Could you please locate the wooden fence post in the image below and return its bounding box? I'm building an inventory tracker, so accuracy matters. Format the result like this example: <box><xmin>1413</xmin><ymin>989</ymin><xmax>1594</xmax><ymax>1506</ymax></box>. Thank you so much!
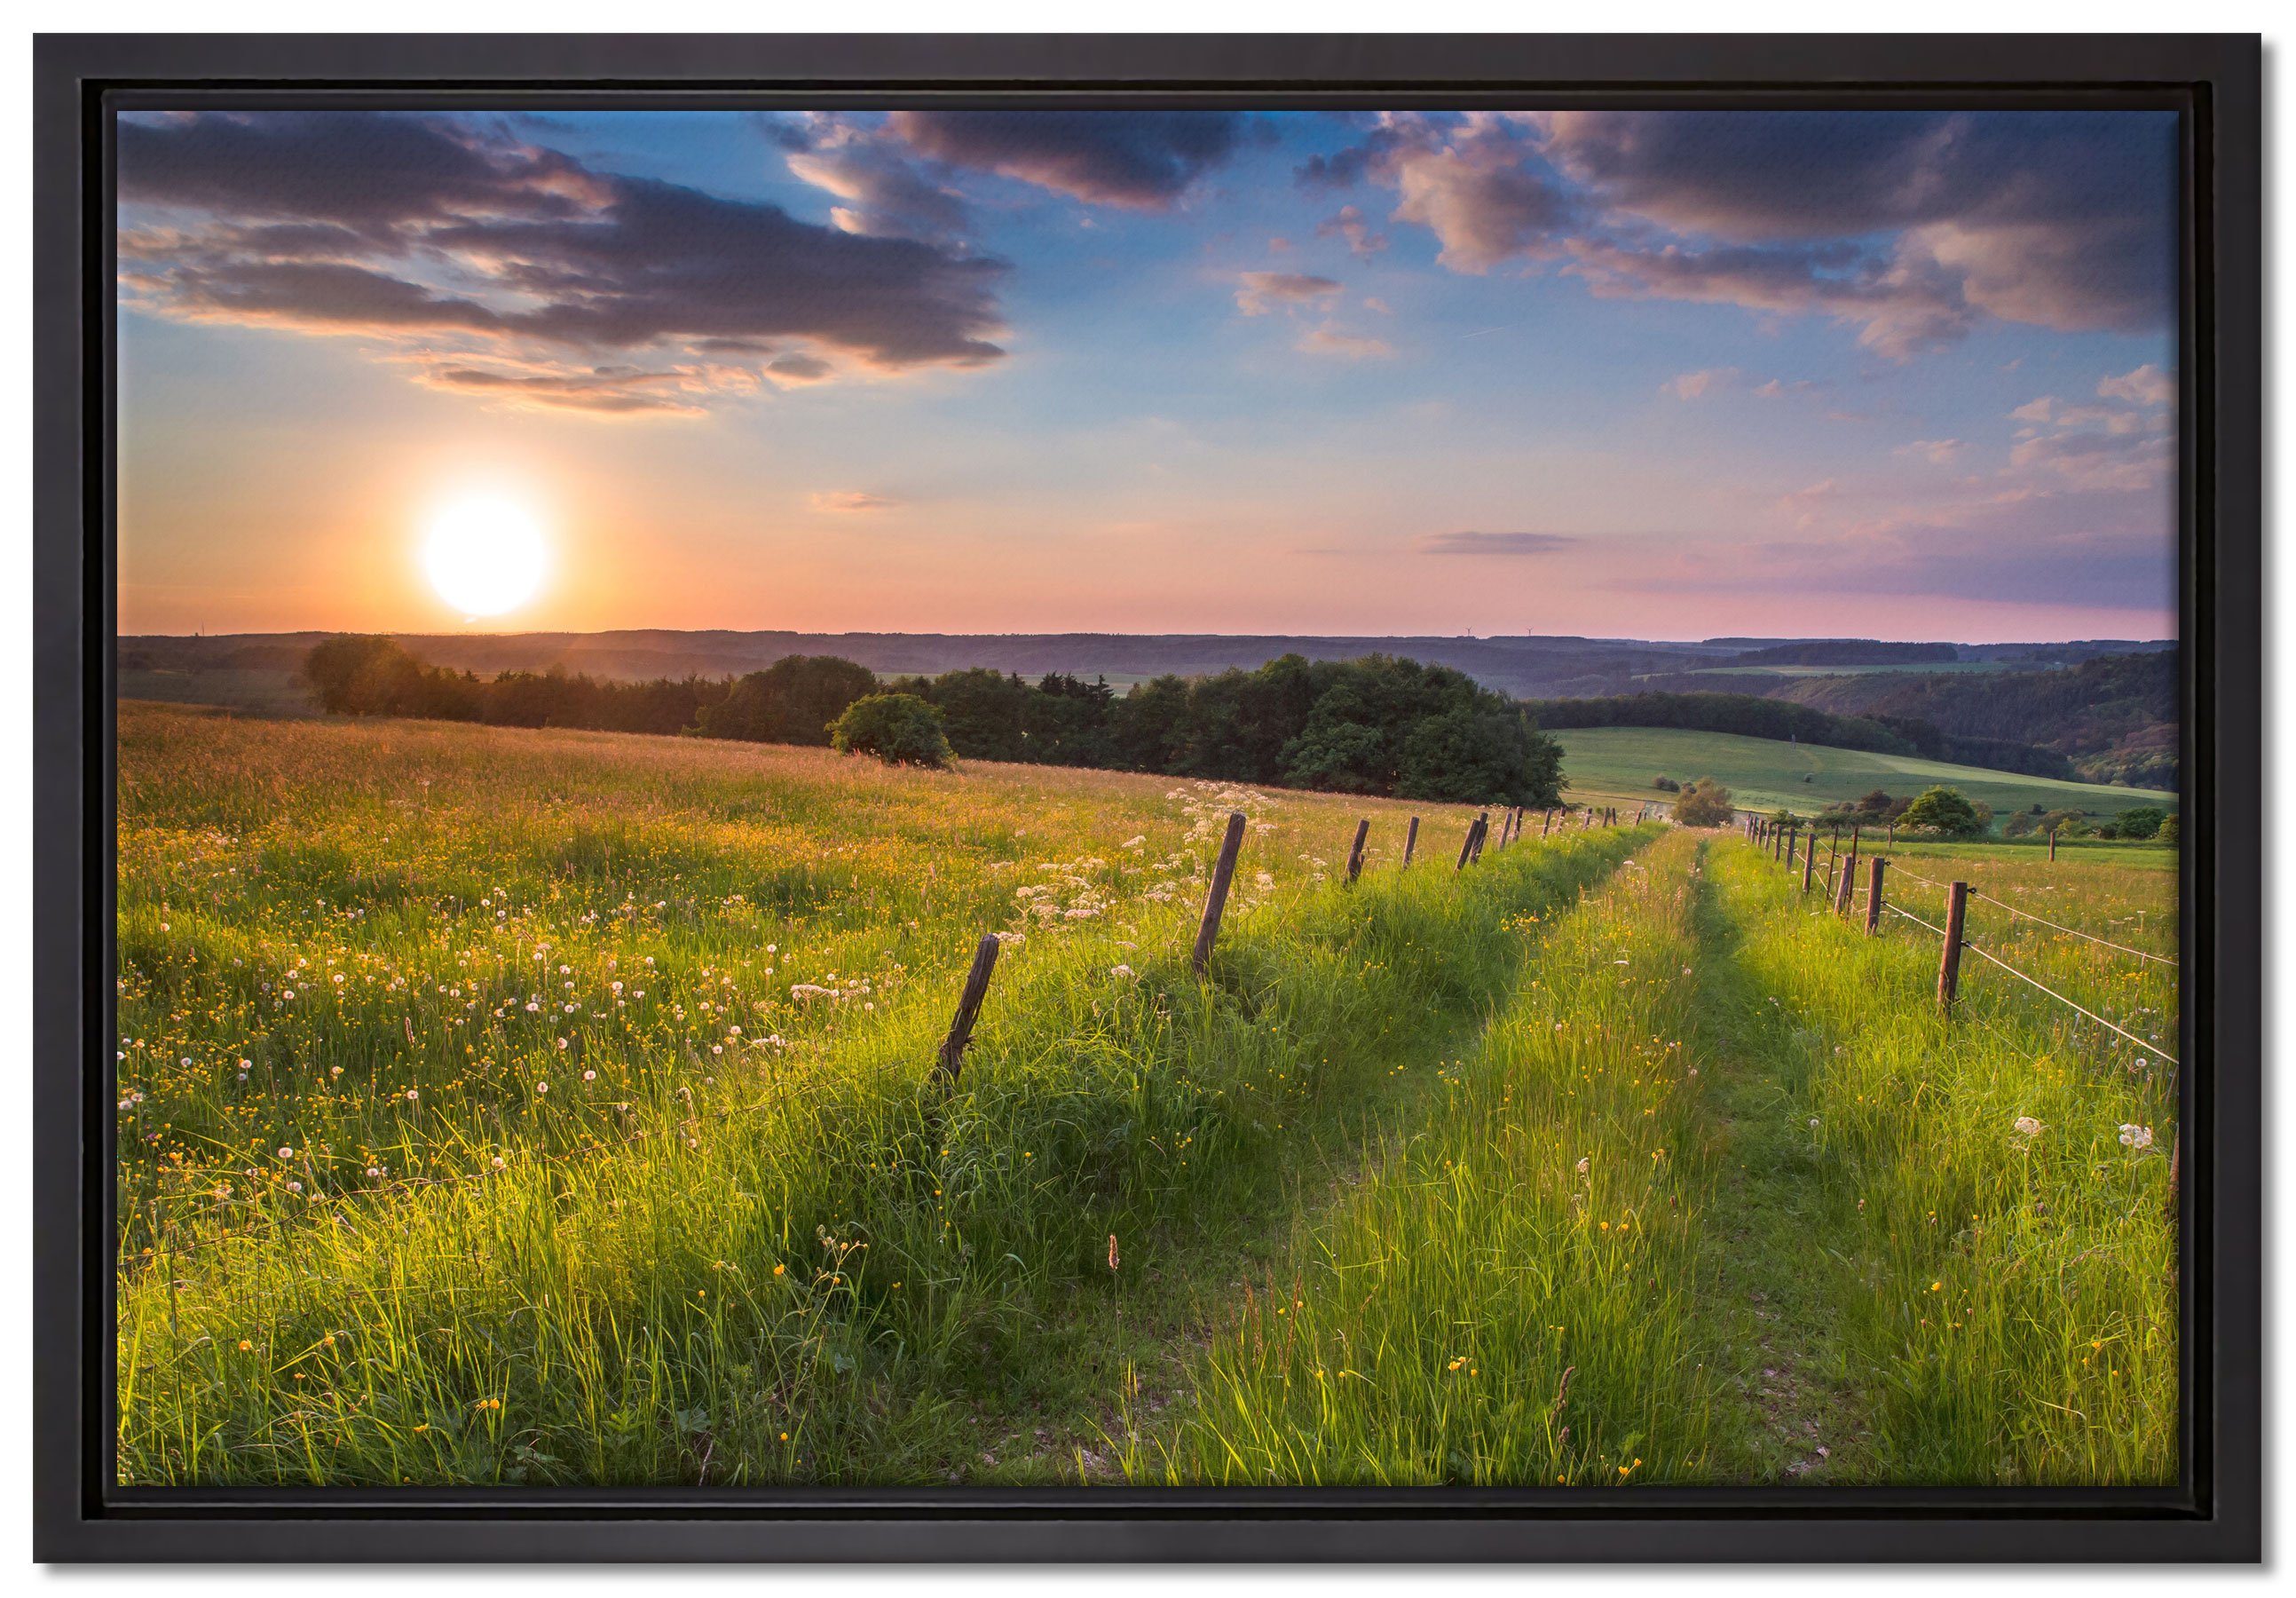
<box><xmin>1455</xmin><ymin>817</ymin><xmax>1479</xmax><ymax>871</ymax></box>
<box><xmin>1864</xmin><ymin>855</ymin><xmax>1886</xmax><ymax>935</ymax></box>
<box><xmin>1887</xmin><ymin>819</ymin><xmax>1897</xmax><ymax>846</ymax></box>
<box><xmin>1472</xmin><ymin>811</ymin><xmax>1491</xmax><ymax>861</ymax></box>
<box><xmin>935</xmin><ymin>933</ymin><xmax>1002</xmax><ymax>1082</ymax></box>
<box><xmin>1542</xmin><ymin>809</ymin><xmax>1553</xmax><ymax>837</ymax></box>
<box><xmin>1937</xmin><ymin>881</ymin><xmax>1969</xmax><ymax>1009</ymax></box>
<box><xmin>1834</xmin><ymin>850</ymin><xmax>1858</xmax><ymax>915</ymax></box>
<box><xmin>2047</xmin><ymin>827</ymin><xmax>2057</xmax><ymax>862</ymax></box>
<box><xmin>1345</xmin><ymin>818</ymin><xmax>1370</xmax><ymax>883</ymax></box>
<box><xmin>1802</xmin><ymin>835</ymin><xmax>1817</xmax><ymax>894</ymax></box>
<box><xmin>1402</xmin><ymin>815</ymin><xmax>1419</xmax><ymax>867</ymax></box>
<box><xmin>1192</xmin><ymin>811</ymin><xmax>1247</xmax><ymax>975</ymax></box>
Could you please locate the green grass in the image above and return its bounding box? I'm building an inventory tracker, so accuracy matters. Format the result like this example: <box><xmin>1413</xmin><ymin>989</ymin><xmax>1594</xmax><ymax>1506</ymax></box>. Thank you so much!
<box><xmin>114</xmin><ymin>704</ymin><xmax>2179</xmax><ymax>1490</ymax></box>
<box><xmin>1555</xmin><ymin>726</ymin><xmax>2176</xmax><ymax>825</ymax></box>
<box><xmin>1125</xmin><ymin>829</ymin><xmax>2177</xmax><ymax>1486</ymax></box>
<box><xmin>114</xmin><ymin>702</ymin><xmax>1644</xmax><ymax>1486</ymax></box>
<box><xmin>1130</xmin><ymin>830</ymin><xmax>1716</xmax><ymax>1485</ymax></box>
<box><xmin>1696</xmin><ymin>841</ymin><xmax>2175</xmax><ymax>1481</ymax></box>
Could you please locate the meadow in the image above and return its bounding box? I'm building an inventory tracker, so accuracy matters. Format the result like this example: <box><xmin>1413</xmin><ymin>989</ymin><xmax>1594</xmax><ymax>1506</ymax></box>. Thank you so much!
<box><xmin>114</xmin><ymin>703</ymin><xmax>2178</xmax><ymax>1488</ymax></box>
<box><xmin>114</xmin><ymin>701</ymin><xmax>1634</xmax><ymax>1485</ymax></box>
<box><xmin>1552</xmin><ymin>725</ymin><xmax>2178</xmax><ymax>823</ymax></box>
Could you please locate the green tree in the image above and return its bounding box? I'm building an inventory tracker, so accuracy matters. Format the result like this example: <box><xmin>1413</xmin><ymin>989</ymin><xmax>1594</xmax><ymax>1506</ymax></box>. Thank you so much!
<box><xmin>1898</xmin><ymin>785</ymin><xmax>1990</xmax><ymax>839</ymax></box>
<box><xmin>2115</xmin><ymin>806</ymin><xmax>2167</xmax><ymax>841</ymax></box>
<box><xmin>303</xmin><ymin>636</ymin><xmax>423</xmax><ymax>715</ymax></box>
<box><xmin>1672</xmin><ymin>778</ymin><xmax>1734</xmax><ymax>827</ymax></box>
<box><xmin>692</xmin><ymin>655</ymin><xmax>878</xmax><ymax>746</ymax></box>
<box><xmin>829</xmin><ymin>692</ymin><xmax>953</xmax><ymax>767</ymax></box>
<box><xmin>2158</xmin><ymin>814</ymin><xmax>2181</xmax><ymax>845</ymax></box>
<box><xmin>1652</xmin><ymin>775</ymin><xmax>1679</xmax><ymax>792</ymax></box>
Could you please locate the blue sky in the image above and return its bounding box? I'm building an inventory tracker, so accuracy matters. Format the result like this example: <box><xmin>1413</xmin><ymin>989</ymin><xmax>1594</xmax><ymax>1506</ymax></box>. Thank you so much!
<box><xmin>114</xmin><ymin>107</ymin><xmax>2180</xmax><ymax>640</ymax></box>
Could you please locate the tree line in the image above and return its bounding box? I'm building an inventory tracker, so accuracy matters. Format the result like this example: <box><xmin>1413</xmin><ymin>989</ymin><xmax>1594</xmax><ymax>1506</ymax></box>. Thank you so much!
<box><xmin>303</xmin><ymin>637</ymin><xmax>1566</xmax><ymax>805</ymax></box>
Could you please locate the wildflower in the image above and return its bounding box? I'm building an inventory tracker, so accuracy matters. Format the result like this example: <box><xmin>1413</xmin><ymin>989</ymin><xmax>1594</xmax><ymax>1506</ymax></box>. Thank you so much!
<box><xmin>2013</xmin><ymin>1116</ymin><xmax>2043</xmax><ymax>1138</ymax></box>
<box><xmin>237</xmin><ymin>1340</ymin><xmax>252</xmax><ymax>1352</ymax></box>
<box><xmin>2118</xmin><ymin>1124</ymin><xmax>2155</xmax><ymax>1150</ymax></box>
<box><xmin>1574</xmin><ymin>1157</ymin><xmax>1590</xmax><ymax>1175</ymax></box>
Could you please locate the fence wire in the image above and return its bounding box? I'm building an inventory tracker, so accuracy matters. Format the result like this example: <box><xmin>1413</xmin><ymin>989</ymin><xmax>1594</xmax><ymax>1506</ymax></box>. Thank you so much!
<box><xmin>1749</xmin><ymin>835</ymin><xmax>2178</xmax><ymax>1069</ymax></box>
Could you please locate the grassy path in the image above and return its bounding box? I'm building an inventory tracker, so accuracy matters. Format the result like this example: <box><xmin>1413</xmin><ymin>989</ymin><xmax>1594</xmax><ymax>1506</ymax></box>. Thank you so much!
<box><xmin>1690</xmin><ymin>839</ymin><xmax>2175</xmax><ymax>1484</ymax></box>
<box><xmin>1677</xmin><ymin>845</ymin><xmax>1872</xmax><ymax>1481</ymax></box>
<box><xmin>1129</xmin><ymin>829</ymin><xmax>1713</xmax><ymax>1484</ymax></box>
<box><xmin>1131</xmin><ymin>830</ymin><xmax>2175</xmax><ymax>1487</ymax></box>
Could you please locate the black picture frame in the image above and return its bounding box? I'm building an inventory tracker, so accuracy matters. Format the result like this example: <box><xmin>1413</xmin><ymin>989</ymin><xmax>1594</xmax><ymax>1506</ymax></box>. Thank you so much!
<box><xmin>34</xmin><ymin>32</ymin><xmax>2262</xmax><ymax>1563</ymax></box>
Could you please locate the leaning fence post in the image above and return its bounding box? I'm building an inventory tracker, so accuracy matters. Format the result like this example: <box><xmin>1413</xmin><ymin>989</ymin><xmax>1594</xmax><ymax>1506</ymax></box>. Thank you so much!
<box><xmin>1345</xmin><ymin>818</ymin><xmax>1370</xmax><ymax>883</ymax></box>
<box><xmin>1834</xmin><ymin>850</ymin><xmax>1858</xmax><ymax>915</ymax></box>
<box><xmin>1456</xmin><ymin>817</ymin><xmax>1478</xmax><ymax>871</ymax></box>
<box><xmin>1865</xmin><ymin>855</ymin><xmax>1886</xmax><ymax>935</ymax></box>
<box><xmin>1542</xmin><ymin>809</ymin><xmax>1553</xmax><ymax>837</ymax></box>
<box><xmin>1471</xmin><ymin>811</ymin><xmax>1491</xmax><ymax>862</ymax></box>
<box><xmin>1937</xmin><ymin>882</ymin><xmax>1969</xmax><ymax>1009</ymax></box>
<box><xmin>935</xmin><ymin>933</ymin><xmax>1002</xmax><ymax>1082</ymax></box>
<box><xmin>1402</xmin><ymin>815</ymin><xmax>1419</xmax><ymax>867</ymax></box>
<box><xmin>1191</xmin><ymin>811</ymin><xmax>1247</xmax><ymax>976</ymax></box>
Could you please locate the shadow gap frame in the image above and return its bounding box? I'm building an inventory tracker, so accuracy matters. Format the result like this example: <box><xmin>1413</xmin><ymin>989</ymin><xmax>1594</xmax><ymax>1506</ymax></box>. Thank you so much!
<box><xmin>34</xmin><ymin>30</ymin><xmax>2262</xmax><ymax>1564</ymax></box>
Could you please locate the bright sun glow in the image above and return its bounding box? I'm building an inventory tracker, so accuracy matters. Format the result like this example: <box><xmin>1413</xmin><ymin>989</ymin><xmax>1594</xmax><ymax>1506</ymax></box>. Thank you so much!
<box><xmin>422</xmin><ymin>495</ymin><xmax>549</xmax><ymax>619</ymax></box>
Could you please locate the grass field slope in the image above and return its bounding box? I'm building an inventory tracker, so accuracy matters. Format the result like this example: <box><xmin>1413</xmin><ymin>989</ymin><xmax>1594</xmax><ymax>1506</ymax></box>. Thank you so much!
<box><xmin>113</xmin><ymin>704</ymin><xmax>2177</xmax><ymax>1489</ymax></box>
<box><xmin>113</xmin><ymin>702</ymin><xmax>1637</xmax><ymax>1486</ymax></box>
<box><xmin>1553</xmin><ymin>726</ymin><xmax>2176</xmax><ymax>824</ymax></box>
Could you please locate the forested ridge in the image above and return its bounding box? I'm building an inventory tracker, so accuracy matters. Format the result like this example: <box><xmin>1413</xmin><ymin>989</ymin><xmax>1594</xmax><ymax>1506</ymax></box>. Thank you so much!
<box><xmin>298</xmin><ymin>636</ymin><xmax>1566</xmax><ymax>805</ymax></box>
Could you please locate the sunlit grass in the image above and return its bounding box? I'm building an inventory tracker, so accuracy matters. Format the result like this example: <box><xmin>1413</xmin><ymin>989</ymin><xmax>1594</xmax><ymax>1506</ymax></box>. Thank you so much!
<box><xmin>114</xmin><ymin>702</ymin><xmax>1642</xmax><ymax>1485</ymax></box>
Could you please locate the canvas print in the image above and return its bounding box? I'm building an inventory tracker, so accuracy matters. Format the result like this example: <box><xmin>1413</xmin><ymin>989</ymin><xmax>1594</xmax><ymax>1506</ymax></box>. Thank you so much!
<box><xmin>112</xmin><ymin>106</ymin><xmax>2181</xmax><ymax>1490</ymax></box>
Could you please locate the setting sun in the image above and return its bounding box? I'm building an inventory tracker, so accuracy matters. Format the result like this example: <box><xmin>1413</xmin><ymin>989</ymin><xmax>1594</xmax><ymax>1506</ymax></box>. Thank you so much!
<box><xmin>422</xmin><ymin>495</ymin><xmax>548</xmax><ymax>619</ymax></box>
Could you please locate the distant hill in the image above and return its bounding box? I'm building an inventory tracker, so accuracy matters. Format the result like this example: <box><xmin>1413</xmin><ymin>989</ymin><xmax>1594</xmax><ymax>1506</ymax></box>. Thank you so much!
<box><xmin>1728</xmin><ymin>639</ymin><xmax>1960</xmax><ymax>668</ymax></box>
<box><xmin>117</xmin><ymin>629</ymin><xmax>1747</xmax><ymax>703</ymax></box>
<box><xmin>1756</xmin><ymin>653</ymin><xmax>2176</xmax><ymax>789</ymax></box>
<box><xmin>1553</xmin><ymin>726</ymin><xmax>2174</xmax><ymax>827</ymax></box>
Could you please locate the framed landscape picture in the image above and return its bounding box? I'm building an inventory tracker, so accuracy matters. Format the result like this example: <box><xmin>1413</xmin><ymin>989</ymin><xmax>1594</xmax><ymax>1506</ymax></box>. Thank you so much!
<box><xmin>33</xmin><ymin>32</ymin><xmax>2260</xmax><ymax>1562</ymax></box>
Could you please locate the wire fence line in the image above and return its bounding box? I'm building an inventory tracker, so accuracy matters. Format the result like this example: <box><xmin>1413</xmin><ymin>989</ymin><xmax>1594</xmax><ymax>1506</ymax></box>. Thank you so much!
<box><xmin>1965</xmin><ymin>891</ymin><xmax>2175</xmax><ymax>966</ymax></box>
<box><xmin>1959</xmin><ymin>938</ymin><xmax>2179</xmax><ymax>1066</ymax></box>
<box><xmin>1743</xmin><ymin>827</ymin><xmax>2177</xmax><ymax>1070</ymax></box>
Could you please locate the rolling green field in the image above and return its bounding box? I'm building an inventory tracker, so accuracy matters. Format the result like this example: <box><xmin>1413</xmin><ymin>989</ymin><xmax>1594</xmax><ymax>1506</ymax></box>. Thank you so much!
<box><xmin>114</xmin><ymin>704</ymin><xmax>2178</xmax><ymax>1488</ymax></box>
<box><xmin>1555</xmin><ymin>726</ymin><xmax>2176</xmax><ymax>824</ymax></box>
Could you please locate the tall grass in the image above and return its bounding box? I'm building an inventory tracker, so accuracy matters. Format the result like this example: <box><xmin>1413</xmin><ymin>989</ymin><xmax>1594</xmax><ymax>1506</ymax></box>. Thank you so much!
<box><xmin>114</xmin><ymin>704</ymin><xmax>1646</xmax><ymax>1485</ymax></box>
<box><xmin>1132</xmin><ymin>830</ymin><xmax>1716</xmax><ymax>1485</ymax></box>
<box><xmin>1704</xmin><ymin>840</ymin><xmax>2176</xmax><ymax>1483</ymax></box>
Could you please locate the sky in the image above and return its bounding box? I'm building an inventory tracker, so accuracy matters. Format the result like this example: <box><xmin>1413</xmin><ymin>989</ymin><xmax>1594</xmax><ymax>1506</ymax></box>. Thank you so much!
<box><xmin>114</xmin><ymin>107</ymin><xmax>2181</xmax><ymax>642</ymax></box>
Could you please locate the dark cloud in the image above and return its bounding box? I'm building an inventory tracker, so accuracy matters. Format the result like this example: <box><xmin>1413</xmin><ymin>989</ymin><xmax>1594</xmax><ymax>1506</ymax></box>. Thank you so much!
<box><xmin>1415</xmin><ymin>531</ymin><xmax>1577</xmax><ymax>556</ymax></box>
<box><xmin>766</xmin><ymin>352</ymin><xmax>834</xmax><ymax>384</ymax></box>
<box><xmin>423</xmin><ymin>175</ymin><xmax>1007</xmax><ymax>367</ymax></box>
<box><xmin>1543</xmin><ymin>109</ymin><xmax>2178</xmax><ymax>338</ymax></box>
<box><xmin>1297</xmin><ymin>108</ymin><xmax>2174</xmax><ymax>352</ymax></box>
<box><xmin>116</xmin><ymin>111</ymin><xmax>601</xmax><ymax>242</ymax></box>
<box><xmin>886</xmin><ymin>110</ymin><xmax>1244</xmax><ymax>209</ymax></box>
<box><xmin>115</xmin><ymin>111</ymin><xmax>1010</xmax><ymax>414</ymax></box>
<box><xmin>780</xmin><ymin>119</ymin><xmax>972</xmax><ymax>245</ymax></box>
